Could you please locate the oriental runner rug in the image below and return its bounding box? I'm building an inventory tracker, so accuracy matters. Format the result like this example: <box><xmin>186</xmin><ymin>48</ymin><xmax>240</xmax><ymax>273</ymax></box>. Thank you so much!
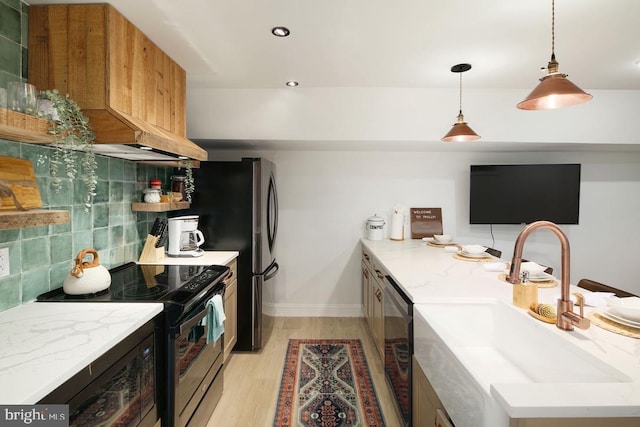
<box><xmin>273</xmin><ymin>339</ymin><xmax>386</xmax><ymax>427</ymax></box>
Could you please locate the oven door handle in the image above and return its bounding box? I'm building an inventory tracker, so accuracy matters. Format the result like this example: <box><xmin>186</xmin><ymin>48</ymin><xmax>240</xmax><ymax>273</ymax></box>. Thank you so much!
<box><xmin>179</xmin><ymin>306</ymin><xmax>209</xmax><ymax>336</ymax></box>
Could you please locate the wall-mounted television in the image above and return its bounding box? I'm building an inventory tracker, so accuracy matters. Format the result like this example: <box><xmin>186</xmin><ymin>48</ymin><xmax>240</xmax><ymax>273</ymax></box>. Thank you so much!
<box><xmin>469</xmin><ymin>164</ymin><xmax>581</xmax><ymax>225</ymax></box>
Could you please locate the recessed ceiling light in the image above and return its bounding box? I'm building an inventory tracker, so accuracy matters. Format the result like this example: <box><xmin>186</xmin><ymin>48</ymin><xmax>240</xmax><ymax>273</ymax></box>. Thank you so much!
<box><xmin>271</xmin><ymin>27</ymin><xmax>290</xmax><ymax>37</ymax></box>
<box><xmin>286</xmin><ymin>81</ymin><xmax>299</xmax><ymax>87</ymax></box>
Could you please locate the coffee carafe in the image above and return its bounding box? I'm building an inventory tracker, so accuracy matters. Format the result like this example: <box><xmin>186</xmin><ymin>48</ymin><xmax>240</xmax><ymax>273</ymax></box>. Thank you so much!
<box><xmin>167</xmin><ymin>215</ymin><xmax>205</xmax><ymax>257</ymax></box>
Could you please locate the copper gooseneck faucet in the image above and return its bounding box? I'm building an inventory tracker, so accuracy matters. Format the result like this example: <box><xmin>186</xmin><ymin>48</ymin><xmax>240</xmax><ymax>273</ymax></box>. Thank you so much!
<box><xmin>507</xmin><ymin>220</ymin><xmax>590</xmax><ymax>331</ymax></box>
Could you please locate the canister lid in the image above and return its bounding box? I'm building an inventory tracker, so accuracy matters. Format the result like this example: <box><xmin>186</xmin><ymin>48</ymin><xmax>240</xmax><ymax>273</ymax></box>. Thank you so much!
<box><xmin>367</xmin><ymin>214</ymin><xmax>384</xmax><ymax>224</ymax></box>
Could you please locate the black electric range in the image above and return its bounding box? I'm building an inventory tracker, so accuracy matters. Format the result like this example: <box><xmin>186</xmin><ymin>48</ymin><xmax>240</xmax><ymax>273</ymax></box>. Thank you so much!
<box><xmin>37</xmin><ymin>262</ymin><xmax>230</xmax><ymax>325</ymax></box>
<box><xmin>37</xmin><ymin>262</ymin><xmax>231</xmax><ymax>427</ymax></box>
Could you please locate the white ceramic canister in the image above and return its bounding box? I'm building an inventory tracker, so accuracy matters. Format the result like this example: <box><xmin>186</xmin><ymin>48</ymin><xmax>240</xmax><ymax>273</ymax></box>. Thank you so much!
<box><xmin>366</xmin><ymin>214</ymin><xmax>385</xmax><ymax>241</ymax></box>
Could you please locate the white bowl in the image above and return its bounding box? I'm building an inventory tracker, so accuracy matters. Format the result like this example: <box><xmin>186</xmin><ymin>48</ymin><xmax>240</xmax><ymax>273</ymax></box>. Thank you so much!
<box><xmin>520</xmin><ymin>261</ymin><xmax>546</xmax><ymax>276</ymax></box>
<box><xmin>461</xmin><ymin>244</ymin><xmax>486</xmax><ymax>255</ymax></box>
<box><xmin>433</xmin><ymin>234</ymin><xmax>452</xmax><ymax>243</ymax></box>
<box><xmin>607</xmin><ymin>296</ymin><xmax>640</xmax><ymax>321</ymax></box>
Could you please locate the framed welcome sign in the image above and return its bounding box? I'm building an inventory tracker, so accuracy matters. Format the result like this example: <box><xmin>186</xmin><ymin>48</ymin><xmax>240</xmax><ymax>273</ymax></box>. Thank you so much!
<box><xmin>410</xmin><ymin>207</ymin><xmax>443</xmax><ymax>239</ymax></box>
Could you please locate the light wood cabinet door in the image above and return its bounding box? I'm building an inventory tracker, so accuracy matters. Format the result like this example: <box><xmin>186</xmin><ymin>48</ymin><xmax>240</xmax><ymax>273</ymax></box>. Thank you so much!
<box><xmin>370</xmin><ymin>272</ymin><xmax>385</xmax><ymax>362</ymax></box>
<box><xmin>361</xmin><ymin>261</ymin><xmax>371</xmax><ymax>322</ymax></box>
<box><xmin>413</xmin><ymin>356</ymin><xmax>447</xmax><ymax>427</ymax></box>
<box><xmin>362</xmin><ymin>248</ymin><xmax>385</xmax><ymax>365</ymax></box>
<box><xmin>223</xmin><ymin>259</ymin><xmax>238</xmax><ymax>362</ymax></box>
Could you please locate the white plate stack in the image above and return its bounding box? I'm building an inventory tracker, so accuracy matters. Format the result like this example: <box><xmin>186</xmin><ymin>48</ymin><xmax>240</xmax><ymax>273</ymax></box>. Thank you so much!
<box><xmin>600</xmin><ymin>296</ymin><xmax>640</xmax><ymax>329</ymax></box>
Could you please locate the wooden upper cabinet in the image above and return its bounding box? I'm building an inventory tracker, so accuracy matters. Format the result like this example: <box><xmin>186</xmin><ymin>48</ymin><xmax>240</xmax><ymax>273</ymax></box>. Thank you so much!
<box><xmin>28</xmin><ymin>4</ymin><xmax>206</xmax><ymax>160</ymax></box>
<box><xmin>106</xmin><ymin>8</ymin><xmax>186</xmax><ymax>136</ymax></box>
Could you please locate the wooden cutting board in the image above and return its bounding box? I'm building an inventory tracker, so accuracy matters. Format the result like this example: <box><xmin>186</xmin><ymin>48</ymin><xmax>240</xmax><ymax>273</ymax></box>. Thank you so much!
<box><xmin>0</xmin><ymin>156</ymin><xmax>43</xmax><ymax>210</ymax></box>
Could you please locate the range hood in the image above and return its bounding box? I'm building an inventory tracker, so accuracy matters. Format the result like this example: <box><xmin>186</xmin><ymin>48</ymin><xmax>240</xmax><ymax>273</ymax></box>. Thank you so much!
<box><xmin>83</xmin><ymin>107</ymin><xmax>208</xmax><ymax>161</ymax></box>
<box><xmin>28</xmin><ymin>4</ymin><xmax>208</xmax><ymax>162</ymax></box>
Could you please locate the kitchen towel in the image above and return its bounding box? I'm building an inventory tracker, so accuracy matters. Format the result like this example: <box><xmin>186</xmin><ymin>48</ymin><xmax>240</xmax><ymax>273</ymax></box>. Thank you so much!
<box><xmin>205</xmin><ymin>294</ymin><xmax>226</xmax><ymax>343</ymax></box>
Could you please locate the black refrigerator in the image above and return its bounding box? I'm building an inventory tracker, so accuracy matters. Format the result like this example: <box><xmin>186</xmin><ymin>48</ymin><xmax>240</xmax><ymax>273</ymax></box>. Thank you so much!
<box><xmin>187</xmin><ymin>158</ymin><xmax>279</xmax><ymax>351</ymax></box>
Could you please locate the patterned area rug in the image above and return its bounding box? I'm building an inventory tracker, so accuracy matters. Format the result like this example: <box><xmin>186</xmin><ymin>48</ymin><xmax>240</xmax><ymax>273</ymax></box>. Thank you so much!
<box><xmin>273</xmin><ymin>339</ymin><xmax>386</xmax><ymax>427</ymax></box>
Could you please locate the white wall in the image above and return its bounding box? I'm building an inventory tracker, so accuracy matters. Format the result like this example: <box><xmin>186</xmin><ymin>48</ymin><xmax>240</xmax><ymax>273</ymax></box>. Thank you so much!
<box><xmin>206</xmin><ymin>149</ymin><xmax>640</xmax><ymax>316</ymax></box>
<box><xmin>187</xmin><ymin>88</ymin><xmax>640</xmax><ymax>146</ymax></box>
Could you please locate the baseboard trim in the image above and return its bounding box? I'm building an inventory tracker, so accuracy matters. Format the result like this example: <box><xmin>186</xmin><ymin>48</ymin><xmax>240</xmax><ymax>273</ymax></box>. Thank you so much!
<box><xmin>263</xmin><ymin>302</ymin><xmax>363</xmax><ymax>317</ymax></box>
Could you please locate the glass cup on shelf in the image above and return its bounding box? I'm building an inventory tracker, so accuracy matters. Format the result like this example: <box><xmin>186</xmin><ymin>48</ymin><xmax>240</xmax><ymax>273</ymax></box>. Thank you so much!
<box><xmin>7</xmin><ymin>81</ymin><xmax>37</xmax><ymax>114</ymax></box>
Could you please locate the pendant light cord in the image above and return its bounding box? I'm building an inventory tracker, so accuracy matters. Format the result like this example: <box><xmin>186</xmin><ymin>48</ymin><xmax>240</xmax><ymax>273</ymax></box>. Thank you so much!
<box><xmin>551</xmin><ymin>0</ymin><xmax>555</xmax><ymax>59</ymax></box>
<box><xmin>458</xmin><ymin>72</ymin><xmax>463</xmax><ymax>114</ymax></box>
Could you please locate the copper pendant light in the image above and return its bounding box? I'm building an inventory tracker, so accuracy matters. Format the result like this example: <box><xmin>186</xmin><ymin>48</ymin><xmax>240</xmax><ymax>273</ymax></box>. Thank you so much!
<box><xmin>517</xmin><ymin>0</ymin><xmax>592</xmax><ymax>110</ymax></box>
<box><xmin>442</xmin><ymin>63</ymin><xmax>480</xmax><ymax>142</ymax></box>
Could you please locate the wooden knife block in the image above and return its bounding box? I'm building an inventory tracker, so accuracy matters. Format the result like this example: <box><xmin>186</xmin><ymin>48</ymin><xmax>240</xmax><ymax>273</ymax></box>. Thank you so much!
<box><xmin>138</xmin><ymin>235</ymin><xmax>165</xmax><ymax>263</ymax></box>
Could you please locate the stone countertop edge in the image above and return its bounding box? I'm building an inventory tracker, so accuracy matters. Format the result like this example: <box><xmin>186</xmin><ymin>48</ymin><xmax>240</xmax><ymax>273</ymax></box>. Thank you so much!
<box><xmin>0</xmin><ymin>302</ymin><xmax>164</xmax><ymax>404</ymax></box>
<box><xmin>361</xmin><ymin>238</ymin><xmax>640</xmax><ymax>419</ymax></box>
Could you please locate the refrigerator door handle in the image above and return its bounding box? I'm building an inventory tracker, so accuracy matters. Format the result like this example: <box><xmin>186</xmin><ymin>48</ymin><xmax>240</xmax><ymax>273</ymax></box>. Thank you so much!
<box><xmin>255</xmin><ymin>259</ymin><xmax>279</xmax><ymax>281</ymax></box>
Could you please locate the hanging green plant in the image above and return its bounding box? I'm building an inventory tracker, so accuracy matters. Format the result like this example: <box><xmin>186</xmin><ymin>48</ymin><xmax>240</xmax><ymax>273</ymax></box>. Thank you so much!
<box><xmin>178</xmin><ymin>159</ymin><xmax>195</xmax><ymax>202</ymax></box>
<box><xmin>44</xmin><ymin>89</ymin><xmax>98</xmax><ymax>210</ymax></box>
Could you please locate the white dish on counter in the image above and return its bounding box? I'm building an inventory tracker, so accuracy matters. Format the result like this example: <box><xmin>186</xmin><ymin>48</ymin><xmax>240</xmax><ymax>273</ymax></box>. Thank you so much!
<box><xmin>459</xmin><ymin>250</ymin><xmax>491</xmax><ymax>259</ymax></box>
<box><xmin>433</xmin><ymin>234</ymin><xmax>452</xmax><ymax>243</ymax></box>
<box><xmin>527</xmin><ymin>272</ymin><xmax>555</xmax><ymax>282</ymax></box>
<box><xmin>606</xmin><ymin>296</ymin><xmax>640</xmax><ymax>322</ymax></box>
<box><xmin>597</xmin><ymin>307</ymin><xmax>640</xmax><ymax>329</ymax></box>
<box><xmin>461</xmin><ymin>244</ymin><xmax>487</xmax><ymax>255</ymax></box>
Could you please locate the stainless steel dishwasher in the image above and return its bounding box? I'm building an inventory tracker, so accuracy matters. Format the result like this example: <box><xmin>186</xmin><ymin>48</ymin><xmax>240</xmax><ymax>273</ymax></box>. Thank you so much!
<box><xmin>383</xmin><ymin>275</ymin><xmax>413</xmax><ymax>426</ymax></box>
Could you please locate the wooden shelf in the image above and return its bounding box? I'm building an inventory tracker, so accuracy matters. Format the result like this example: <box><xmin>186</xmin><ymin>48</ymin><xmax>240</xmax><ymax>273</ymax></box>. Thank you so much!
<box><xmin>0</xmin><ymin>108</ymin><xmax>52</xmax><ymax>144</ymax></box>
<box><xmin>0</xmin><ymin>209</ymin><xmax>69</xmax><ymax>230</ymax></box>
<box><xmin>131</xmin><ymin>201</ymin><xmax>190</xmax><ymax>212</ymax></box>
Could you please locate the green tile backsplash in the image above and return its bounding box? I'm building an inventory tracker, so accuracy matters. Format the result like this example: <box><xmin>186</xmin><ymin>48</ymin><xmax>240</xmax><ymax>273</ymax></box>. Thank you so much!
<box><xmin>0</xmin><ymin>0</ymin><xmax>27</xmax><ymax>88</ymax></box>
<box><xmin>0</xmin><ymin>2</ymin><xmax>180</xmax><ymax>312</ymax></box>
<box><xmin>0</xmin><ymin>139</ymin><xmax>173</xmax><ymax>311</ymax></box>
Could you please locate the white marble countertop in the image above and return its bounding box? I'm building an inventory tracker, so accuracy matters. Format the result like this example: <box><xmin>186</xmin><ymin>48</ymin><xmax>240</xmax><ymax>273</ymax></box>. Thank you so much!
<box><xmin>0</xmin><ymin>302</ymin><xmax>163</xmax><ymax>404</ymax></box>
<box><xmin>139</xmin><ymin>250</ymin><xmax>238</xmax><ymax>266</ymax></box>
<box><xmin>361</xmin><ymin>238</ymin><xmax>640</xmax><ymax>423</ymax></box>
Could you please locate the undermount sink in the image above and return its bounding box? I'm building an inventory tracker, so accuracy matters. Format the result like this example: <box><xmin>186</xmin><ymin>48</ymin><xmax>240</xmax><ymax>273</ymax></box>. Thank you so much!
<box><xmin>414</xmin><ymin>299</ymin><xmax>631</xmax><ymax>427</ymax></box>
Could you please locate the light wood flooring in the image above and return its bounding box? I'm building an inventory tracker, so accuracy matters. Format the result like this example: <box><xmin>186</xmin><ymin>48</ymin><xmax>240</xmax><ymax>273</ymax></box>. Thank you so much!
<box><xmin>206</xmin><ymin>316</ymin><xmax>403</xmax><ymax>427</ymax></box>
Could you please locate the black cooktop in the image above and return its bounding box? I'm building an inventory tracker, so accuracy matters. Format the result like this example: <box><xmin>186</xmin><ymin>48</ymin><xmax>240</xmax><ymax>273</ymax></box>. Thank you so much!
<box><xmin>37</xmin><ymin>263</ymin><xmax>229</xmax><ymax>305</ymax></box>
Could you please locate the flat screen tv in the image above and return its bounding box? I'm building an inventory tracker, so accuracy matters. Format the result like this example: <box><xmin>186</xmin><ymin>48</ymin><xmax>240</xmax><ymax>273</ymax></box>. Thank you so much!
<box><xmin>469</xmin><ymin>164</ymin><xmax>581</xmax><ymax>225</ymax></box>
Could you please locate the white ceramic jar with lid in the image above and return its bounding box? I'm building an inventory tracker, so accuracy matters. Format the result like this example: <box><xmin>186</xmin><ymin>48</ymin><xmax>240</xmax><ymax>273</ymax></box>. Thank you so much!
<box><xmin>366</xmin><ymin>214</ymin><xmax>385</xmax><ymax>241</ymax></box>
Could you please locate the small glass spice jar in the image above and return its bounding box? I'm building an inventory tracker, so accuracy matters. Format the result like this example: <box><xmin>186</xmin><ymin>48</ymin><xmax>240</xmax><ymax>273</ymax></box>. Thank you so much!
<box><xmin>171</xmin><ymin>175</ymin><xmax>186</xmax><ymax>201</ymax></box>
<box><xmin>143</xmin><ymin>188</ymin><xmax>161</xmax><ymax>203</ymax></box>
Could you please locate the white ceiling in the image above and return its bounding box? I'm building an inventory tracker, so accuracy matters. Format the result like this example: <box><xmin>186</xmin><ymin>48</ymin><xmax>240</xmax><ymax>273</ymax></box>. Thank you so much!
<box><xmin>26</xmin><ymin>0</ymin><xmax>640</xmax><ymax>91</ymax></box>
<box><xmin>25</xmin><ymin>0</ymin><xmax>640</xmax><ymax>151</ymax></box>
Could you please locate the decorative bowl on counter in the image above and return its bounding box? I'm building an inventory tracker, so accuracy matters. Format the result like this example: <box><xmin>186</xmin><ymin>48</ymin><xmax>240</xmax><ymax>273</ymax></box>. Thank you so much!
<box><xmin>433</xmin><ymin>234</ymin><xmax>452</xmax><ymax>243</ymax></box>
<box><xmin>606</xmin><ymin>296</ymin><xmax>640</xmax><ymax>321</ymax></box>
<box><xmin>460</xmin><ymin>244</ymin><xmax>486</xmax><ymax>255</ymax></box>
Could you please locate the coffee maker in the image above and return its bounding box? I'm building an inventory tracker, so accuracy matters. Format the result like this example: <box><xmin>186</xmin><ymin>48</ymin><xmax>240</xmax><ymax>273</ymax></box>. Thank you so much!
<box><xmin>167</xmin><ymin>215</ymin><xmax>205</xmax><ymax>257</ymax></box>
